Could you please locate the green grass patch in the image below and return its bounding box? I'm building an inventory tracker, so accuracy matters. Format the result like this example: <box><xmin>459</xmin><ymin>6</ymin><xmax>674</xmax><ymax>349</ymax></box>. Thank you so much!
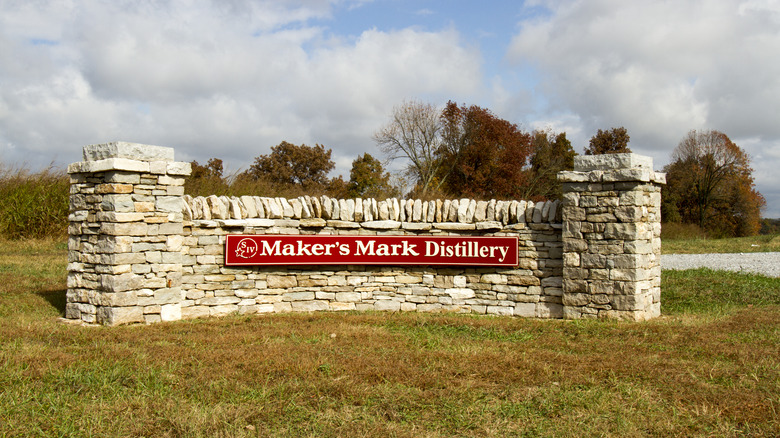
<box><xmin>662</xmin><ymin>233</ymin><xmax>780</xmax><ymax>254</ymax></box>
<box><xmin>662</xmin><ymin>269</ymin><xmax>780</xmax><ymax>315</ymax></box>
<box><xmin>1</xmin><ymin>239</ymin><xmax>779</xmax><ymax>436</ymax></box>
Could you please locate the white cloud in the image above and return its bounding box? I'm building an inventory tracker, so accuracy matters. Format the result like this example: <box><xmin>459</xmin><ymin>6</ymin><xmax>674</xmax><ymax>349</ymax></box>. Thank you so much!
<box><xmin>507</xmin><ymin>0</ymin><xmax>780</xmax><ymax>216</ymax></box>
<box><xmin>0</xmin><ymin>0</ymin><xmax>482</xmax><ymax>176</ymax></box>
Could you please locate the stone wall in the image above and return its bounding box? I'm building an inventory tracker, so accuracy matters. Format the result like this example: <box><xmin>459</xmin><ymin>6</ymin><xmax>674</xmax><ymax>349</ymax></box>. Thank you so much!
<box><xmin>66</xmin><ymin>142</ymin><xmax>664</xmax><ymax>325</ymax></box>
<box><xmin>179</xmin><ymin>204</ymin><xmax>563</xmax><ymax>320</ymax></box>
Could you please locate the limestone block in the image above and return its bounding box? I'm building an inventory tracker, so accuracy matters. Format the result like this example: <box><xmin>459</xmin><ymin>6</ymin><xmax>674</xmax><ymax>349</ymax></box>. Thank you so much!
<box><xmin>475</xmin><ymin>201</ymin><xmax>488</xmax><ymax>222</ymax></box>
<box><xmin>500</xmin><ymin>201</ymin><xmax>510</xmax><ymax>225</ymax></box>
<box><xmin>457</xmin><ymin>198</ymin><xmax>469</xmax><ymax>222</ymax></box>
<box><xmin>574</xmin><ymin>153</ymin><xmax>653</xmax><ymax>172</ymax></box>
<box><xmin>402</xmin><ymin>222</ymin><xmax>432</xmax><ymax>231</ymax></box>
<box><xmin>375</xmin><ymin>300</ymin><xmax>401</xmax><ymax>311</ymax></box>
<box><xmin>331</xmin><ymin>198</ymin><xmax>341</xmax><ymax>220</ymax></box>
<box><xmin>532</xmin><ymin>202</ymin><xmax>544</xmax><ymax>223</ymax></box>
<box><xmin>83</xmin><ymin>142</ymin><xmax>175</xmax><ymax>162</ymax></box>
<box><xmin>508</xmin><ymin>201</ymin><xmax>519</xmax><ymax>223</ymax></box>
<box><xmin>198</xmin><ymin>296</ymin><xmax>241</xmax><ymax>306</ymax></box>
<box><xmin>100</xmin><ymin>273</ymin><xmax>144</xmax><ymax>292</ymax></box>
<box><xmin>100</xmin><ymin>291</ymin><xmax>139</xmax><ymax>307</ymax></box>
<box><xmin>300</xmin><ymin>197</ymin><xmax>312</xmax><ymax>219</ymax></box>
<box><xmin>346</xmin><ymin>198</ymin><xmax>355</xmax><ymax>221</ymax></box>
<box><xmin>517</xmin><ymin>200</ymin><xmax>527</xmax><ymax>223</ymax></box>
<box><xmin>354</xmin><ymin>198</ymin><xmax>364</xmax><ymax>221</ymax></box>
<box><xmin>361</xmin><ymin>220</ymin><xmax>401</xmax><ymax>230</ymax></box>
<box><xmin>321</xmin><ymin>196</ymin><xmax>332</xmax><ymax>219</ymax></box>
<box><xmin>311</xmin><ymin>196</ymin><xmax>321</xmax><ymax>218</ymax></box>
<box><xmin>281</xmin><ymin>198</ymin><xmax>294</xmax><ymax>218</ymax></box>
<box><xmin>256</xmin><ymin>304</ymin><xmax>275</xmax><ymax>313</ymax></box>
<box><xmin>514</xmin><ymin>302</ymin><xmax>536</xmax><ymax>317</ymax></box>
<box><xmin>562</xmin><ymin>293</ymin><xmax>590</xmax><ymax>306</ymax></box>
<box><xmin>445</xmin><ymin>288</ymin><xmax>475</xmax><ymax>300</ymax></box>
<box><xmin>425</xmin><ymin>200</ymin><xmax>435</xmax><ymax>223</ymax></box>
<box><xmin>487</xmin><ymin>306</ymin><xmax>514</xmax><ymax>316</ymax></box>
<box><xmin>480</xmin><ymin>274</ymin><xmax>506</xmax><ymax>284</ymax></box>
<box><xmin>330</xmin><ymin>302</ymin><xmax>356</xmax><ymax>311</ymax></box>
<box><xmin>157</xmin><ymin>196</ymin><xmax>183</xmax><ymax>214</ymax></box>
<box><xmin>274</xmin><ymin>302</ymin><xmax>293</xmax><ymax>312</ymax></box>
<box><xmin>155</xmin><ymin>288</ymin><xmax>182</xmax><ymax>305</ymax></box>
<box><xmin>441</xmin><ymin>200</ymin><xmax>451</xmax><ymax>222</ymax></box>
<box><xmin>292</xmin><ymin>300</ymin><xmax>330</xmax><ymax>312</ymax></box>
<box><xmin>413</xmin><ymin>199</ymin><xmax>423</xmax><ymax>222</ymax></box>
<box><xmin>433</xmin><ymin>223</ymin><xmax>475</xmax><ymax>231</ymax></box>
<box><xmin>160</xmin><ymin>303</ymin><xmax>181</xmax><ymax>321</ymax></box>
<box><xmin>300</xmin><ymin>218</ymin><xmax>327</xmax><ymax>228</ymax></box>
<box><xmin>371</xmin><ymin>198</ymin><xmax>379</xmax><ymax>220</ymax></box>
<box><xmin>268</xmin><ymin>275</ymin><xmax>298</xmax><ymax>288</ymax></box>
<box><xmin>525</xmin><ymin>201</ymin><xmax>535</xmax><ymax>223</ymax></box>
<box><xmin>267</xmin><ymin>199</ymin><xmax>283</xmax><ymax>219</ymax></box>
<box><xmin>167</xmin><ymin>161</ymin><xmax>192</xmax><ymax>176</ymax></box>
<box><xmin>486</xmin><ymin>199</ymin><xmax>496</xmax><ymax>221</ymax></box>
<box><xmin>392</xmin><ymin>198</ymin><xmax>401</xmax><ymax>221</ymax></box>
<box><xmin>417</xmin><ymin>303</ymin><xmax>442</xmax><ymax>312</ymax></box>
<box><xmin>536</xmin><ymin>303</ymin><xmax>564</xmax><ymax>318</ymax></box>
<box><xmin>476</xmin><ymin>221</ymin><xmax>502</xmax><ymax>231</ymax></box>
<box><xmin>290</xmin><ymin>198</ymin><xmax>303</xmax><ymax>219</ymax></box>
<box><xmin>240</xmin><ymin>196</ymin><xmax>257</xmax><ymax>217</ymax></box>
<box><xmin>97</xmin><ymin>306</ymin><xmax>144</xmax><ymax>325</ymax></box>
<box><xmin>363</xmin><ymin>198</ymin><xmax>373</xmax><ymax>221</ymax></box>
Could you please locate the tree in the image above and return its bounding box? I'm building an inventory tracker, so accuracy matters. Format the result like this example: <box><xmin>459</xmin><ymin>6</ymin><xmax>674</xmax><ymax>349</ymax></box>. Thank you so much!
<box><xmin>524</xmin><ymin>129</ymin><xmax>577</xmax><ymax>200</ymax></box>
<box><xmin>246</xmin><ymin>141</ymin><xmax>335</xmax><ymax>189</ymax></box>
<box><xmin>663</xmin><ymin>130</ymin><xmax>765</xmax><ymax>237</ymax></box>
<box><xmin>585</xmin><ymin>127</ymin><xmax>631</xmax><ymax>155</ymax></box>
<box><xmin>190</xmin><ymin>158</ymin><xmax>224</xmax><ymax>179</ymax></box>
<box><xmin>186</xmin><ymin>158</ymin><xmax>228</xmax><ymax>196</ymax></box>
<box><xmin>347</xmin><ymin>153</ymin><xmax>394</xmax><ymax>198</ymax></box>
<box><xmin>374</xmin><ymin>100</ymin><xmax>443</xmax><ymax>197</ymax></box>
<box><xmin>436</xmin><ymin>101</ymin><xmax>533</xmax><ymax>199</ymax></box>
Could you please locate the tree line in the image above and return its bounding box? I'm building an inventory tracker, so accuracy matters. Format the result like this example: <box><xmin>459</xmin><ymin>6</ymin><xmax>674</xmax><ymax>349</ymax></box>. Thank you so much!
<box><xmin>186</xmin><ymin>99</ymin><xmax>765</xmax><ymax>237</ymax></box>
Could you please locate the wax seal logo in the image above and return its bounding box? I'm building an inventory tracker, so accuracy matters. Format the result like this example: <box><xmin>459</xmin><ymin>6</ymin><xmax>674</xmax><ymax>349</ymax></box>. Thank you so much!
<box><xmin>235</xmin><ymin>238</ymin><xmax>258</xmax><ymax>259</ymax></box>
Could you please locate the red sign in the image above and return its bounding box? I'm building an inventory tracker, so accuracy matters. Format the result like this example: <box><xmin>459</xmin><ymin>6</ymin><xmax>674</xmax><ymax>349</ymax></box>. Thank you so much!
<box><xmin>225</xmin><ymin>235</ymin><xmax>519</xmax><ymax>267</ymax></box>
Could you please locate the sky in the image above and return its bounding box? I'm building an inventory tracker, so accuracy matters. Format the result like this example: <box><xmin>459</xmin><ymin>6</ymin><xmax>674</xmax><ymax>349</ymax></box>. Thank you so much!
<box><xmin>1</xmin><ymin>0</ymin><xmax>779</xmax><ymax>217</ymax></box>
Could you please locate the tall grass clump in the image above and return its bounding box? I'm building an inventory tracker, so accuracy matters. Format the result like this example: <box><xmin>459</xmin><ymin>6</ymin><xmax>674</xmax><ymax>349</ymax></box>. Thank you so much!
<box><xmin>0</xmin><ymin>165</ymin><xmax>69</xmax><ymax>239</ymax></box>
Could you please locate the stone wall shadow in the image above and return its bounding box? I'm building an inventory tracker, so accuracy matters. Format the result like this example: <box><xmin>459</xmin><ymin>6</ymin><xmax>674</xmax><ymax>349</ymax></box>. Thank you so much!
<box><xmin>37</xmin><ymin>288</ymin><xmax>67</xmax><ymax>316</ymax></box>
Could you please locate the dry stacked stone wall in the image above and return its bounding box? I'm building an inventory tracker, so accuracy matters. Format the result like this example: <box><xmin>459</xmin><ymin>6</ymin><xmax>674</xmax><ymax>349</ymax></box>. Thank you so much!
<box><xmin>559</xmin><ymin>155</ymin><xmax>665</xmax><ymax>320</ymax></box>
<box><xmin>66</xmin><ymin>142</ymin><xmax>665</xmax><ymax>325</ymax></box>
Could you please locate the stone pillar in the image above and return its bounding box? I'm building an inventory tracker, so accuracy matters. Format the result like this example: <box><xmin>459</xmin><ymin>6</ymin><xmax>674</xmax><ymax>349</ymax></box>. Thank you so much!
<box><xmin>558</xmin><ymin>154</ymin><xmax>665</xmax><ymax>320</ymax></box>
<box><xmin>66</xmin><ymin>142</ymin><xmax>191</xmax><ymax>325</ymax></box>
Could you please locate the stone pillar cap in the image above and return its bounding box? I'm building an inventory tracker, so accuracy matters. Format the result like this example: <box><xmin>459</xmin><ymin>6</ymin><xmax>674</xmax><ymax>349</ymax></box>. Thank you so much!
<box><xmin>83</xmin><ymin>142</ymin><xmax>175</xmax><ymax>162</ymax></box>
<box><xmin>574</xmin><ymin>153</ymin><xmax>653</xmax><ymax>171</ymax></box>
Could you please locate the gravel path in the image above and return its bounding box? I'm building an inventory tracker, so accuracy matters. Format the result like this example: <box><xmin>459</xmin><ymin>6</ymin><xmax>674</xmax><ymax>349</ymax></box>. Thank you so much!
<box><xmin>661</xmin><ymin>252</ymin><xmax>780</xmax><ymax>278</ymax></box>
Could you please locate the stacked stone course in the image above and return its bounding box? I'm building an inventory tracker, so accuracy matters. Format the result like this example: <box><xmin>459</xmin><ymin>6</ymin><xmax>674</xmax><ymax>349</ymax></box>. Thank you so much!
<box><xmin>179</xmin><ymin>218</ymin><xmax>564</xmax><ymax>320</ymax></box>
<box><xmin>66</xmin><ymin>143</ymin><xmax>191</xmax><ymax>325</ymax></box>
<box><xmin>558</xmin><ymin>154</ymin><xmax>665</xmax><ymax>320</ymax></box>
<box><xmin>66</xmin><ymin>143</ymin><xmax>664</xmax><ymax>325</ymax></box>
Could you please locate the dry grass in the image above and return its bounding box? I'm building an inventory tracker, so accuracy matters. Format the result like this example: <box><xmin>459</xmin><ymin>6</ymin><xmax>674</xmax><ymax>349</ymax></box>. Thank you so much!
<box><xmin>1</xmin><ymin>239</ymin><xmax>779</xmax><ymax>436</ymax></box>
<box><xmin>0</xmin><ymin>166</ymin><xmax>69</xmax><ymax>239</ymax></box>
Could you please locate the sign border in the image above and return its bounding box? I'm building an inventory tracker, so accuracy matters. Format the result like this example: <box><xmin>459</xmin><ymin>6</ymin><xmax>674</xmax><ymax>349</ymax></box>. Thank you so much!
<box><xmin>224</xmin><ymin>234</ymin><xmax>520</xmax><ymax>267</ymax></box>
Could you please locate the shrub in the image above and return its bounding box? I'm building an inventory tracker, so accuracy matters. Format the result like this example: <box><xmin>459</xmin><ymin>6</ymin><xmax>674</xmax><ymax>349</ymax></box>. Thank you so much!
<box><xmin>661</xmin><ymin>222</ymin><xmax>708</xmax><ymax>240</ymax></box>
<box><xmin>0</xmin><ymin>165</ymin><xmax>69</xmax><ymax>239</ymax></box>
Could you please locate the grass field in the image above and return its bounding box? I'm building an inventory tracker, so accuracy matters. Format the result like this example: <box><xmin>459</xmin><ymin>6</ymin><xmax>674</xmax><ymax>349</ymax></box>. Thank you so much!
<box><xmin>1</xmin><ymin>239</ymin><xmax>779</xmax><ymax>437</ymax></box>
<box><xmin>662</xmin><ymin>233</ymin><xmax>780</xmax><ymax>254</ymax></box>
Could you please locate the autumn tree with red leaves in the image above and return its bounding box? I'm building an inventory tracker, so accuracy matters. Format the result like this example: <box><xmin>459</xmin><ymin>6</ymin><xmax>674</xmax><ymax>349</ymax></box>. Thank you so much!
<box><xmin>436</xmin><ymin>101</ymin><xmax>533</xmax><ymax>199</ymax></box>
